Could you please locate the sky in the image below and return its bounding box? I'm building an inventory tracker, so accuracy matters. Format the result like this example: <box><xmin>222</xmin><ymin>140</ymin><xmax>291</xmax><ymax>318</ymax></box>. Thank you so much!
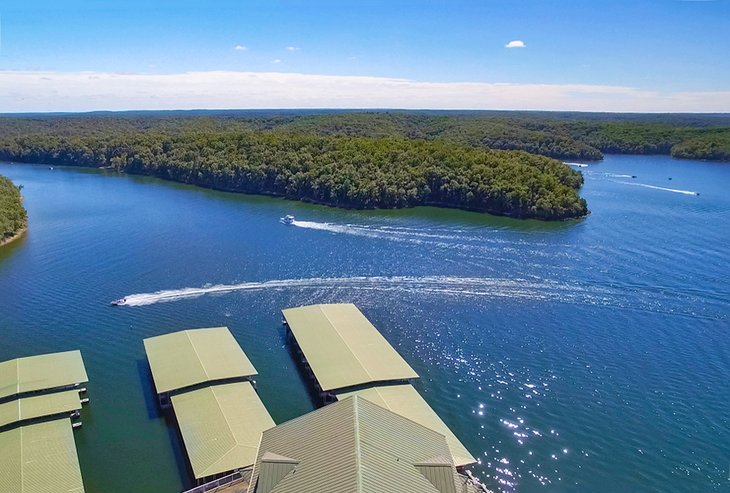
<box><xmin>1</xmin><ymin>0</ymin><xmax>729</xmax><ymax>112</ymax></box>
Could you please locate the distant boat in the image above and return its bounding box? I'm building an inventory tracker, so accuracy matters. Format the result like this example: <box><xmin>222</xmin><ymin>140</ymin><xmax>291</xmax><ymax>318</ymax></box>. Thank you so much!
<box><xmin>48</xmin><ymin>166</ymin><xmax>54</xmax><ymax>170</ymax></box>
<box><xmin>280</xmin><ymin>215</ymin><xmax>295</xmax><ymax>225</ymax></box>
<box><xmin>110</xmin><ymin>298</ymin><xmax>127</xmax><ymax>306</ymax></box>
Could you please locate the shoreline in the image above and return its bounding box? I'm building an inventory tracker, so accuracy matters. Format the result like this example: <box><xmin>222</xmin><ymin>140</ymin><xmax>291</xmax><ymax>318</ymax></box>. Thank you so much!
<box><xmin>0</xmin><ymin>227</ymin><xmax>27</xmax><ymax>248</ymax></box>
<box><xmin>78</xmin><ymin>167</ymin><xmax>589</xmax><ymax>222</ymax></box>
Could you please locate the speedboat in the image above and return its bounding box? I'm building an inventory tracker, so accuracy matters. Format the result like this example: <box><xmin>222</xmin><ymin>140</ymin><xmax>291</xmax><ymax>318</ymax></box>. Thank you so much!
<box><xmin>280</xmin><ymin>215</ymin><xmax>295</xmax><ymax>225</ymax></box>
<box><xmin>111</xmin><ymin>298</ymin><xmax>127</xmax><ymax>306</ymax></box>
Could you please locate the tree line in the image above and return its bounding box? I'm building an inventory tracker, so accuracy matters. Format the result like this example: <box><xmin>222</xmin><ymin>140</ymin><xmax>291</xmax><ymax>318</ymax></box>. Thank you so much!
<box><xmin>0</xmin><ymin>111</ymin><xmax>726</xmax><ymax>161</ymax></box>
<box><xmin>0</xmin><ymin>174</ymin><xmax>27</xmax><ymax>242</ymax></box>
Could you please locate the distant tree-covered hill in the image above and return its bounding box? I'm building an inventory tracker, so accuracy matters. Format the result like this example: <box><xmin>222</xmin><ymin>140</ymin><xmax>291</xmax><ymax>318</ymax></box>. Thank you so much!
<box><xmin>0</xmin><ymin>174</ymin><xmax>27</xmax><ymax>243</ymax></box>
<box><xmin>0</xmin><ymin>111</ymin><xmax>727</xmax><ymax>161</ymax></box>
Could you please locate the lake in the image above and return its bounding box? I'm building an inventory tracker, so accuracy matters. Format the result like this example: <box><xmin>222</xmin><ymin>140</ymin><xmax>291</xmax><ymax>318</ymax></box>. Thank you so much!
<box><xmin>0</xmin><ymin>155</ymin><xmax>728</xmax><ymax>493</ymax></box>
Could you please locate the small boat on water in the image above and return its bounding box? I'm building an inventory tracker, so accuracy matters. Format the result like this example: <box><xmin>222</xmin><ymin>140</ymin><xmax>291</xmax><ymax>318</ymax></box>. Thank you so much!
<box><xmin>110</xmin><ymin>298</ymin><xmax>127</xmax><ymax>306</ymax></box>
<box><xmin>280</xmin><ymin>215</ymin><xmax>295</xmax><ymax>225</ymax></box>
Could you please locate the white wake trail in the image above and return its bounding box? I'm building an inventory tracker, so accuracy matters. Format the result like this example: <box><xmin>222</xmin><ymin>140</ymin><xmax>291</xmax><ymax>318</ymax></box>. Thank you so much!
<box><xmin>616</xmin><ymin>181</ymin><xmax>699</xmax><ymax>196</ymax></box>
<box><xmin>118</xmin><ymin>275</ymin><xmax>590</xmax><ymax>307</ymax></box>
<box><xmin>291</xmin><ymin>220</ymin><xmax>467</xmax><ymax>242</ymax></box>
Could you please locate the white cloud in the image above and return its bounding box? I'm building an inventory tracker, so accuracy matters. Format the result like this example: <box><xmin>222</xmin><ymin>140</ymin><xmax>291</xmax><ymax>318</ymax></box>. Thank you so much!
<box><xmin>233</xmin><ymin>45</ymin><xmax>247</xmax><ymax>51</ymax></box>
<box><xmin>286</xmin><ymin>46</ymin><xmax>300</xmax><ymax>51</ymax></box>
<box><xmin>505</xmin><ymin>40</ymin><xmax>526</xmax><ymax>49</ymax></box>
<box><xmin>271</xmin><ymin>59</ymin><xmax>281</xmax><ymax>64</ymax></box>
<box><xmin>0</xmin><ymin>70</ymin><xmax>728</xmax><ymax>113</ymax></box>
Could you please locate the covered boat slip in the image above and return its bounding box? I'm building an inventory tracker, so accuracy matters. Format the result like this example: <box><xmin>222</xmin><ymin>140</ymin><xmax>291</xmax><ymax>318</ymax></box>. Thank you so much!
<box><xmin>0</xmin><ymin>350</ymin><xmax>88</xmax><ymax>400</ymax></box>
<box><xmin>335</xmin><ymin>384</ymin><xmax>476</xmax><ymax>467</ymax></box>
<box><xmin>171</xmin><ymin>381</ymin><xmax>275</xmax><ymax>481</ymax></box>
<box><xmin>282</xmin><ymin>303</ymin><xmax>419</xmax><ymax>393</ymax></box>
<box><xmin>144</xmin><ymin>327</ymin><xmax>275</xmax><ymax>485</ymax></box>
<box><xmin>0</xmin><ymin>418</ymin><xmax>85</xmax><ymax>493</ymax></box>
<box><xmin>0</xmin><ymin>389</ymin><xmax>82</xmax><ymax>429</ymax></box>
<box><xmin>143</xmin><ymin>327</ymin><xmax>258</xmax><ymax>395</ymax></box>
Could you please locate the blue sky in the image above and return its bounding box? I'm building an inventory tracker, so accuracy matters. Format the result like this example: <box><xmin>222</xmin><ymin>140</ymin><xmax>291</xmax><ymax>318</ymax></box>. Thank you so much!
<box><xmin>1</xmin><ymin>0</ymin><xmax>729</xmax><ymax>112</ymax></box>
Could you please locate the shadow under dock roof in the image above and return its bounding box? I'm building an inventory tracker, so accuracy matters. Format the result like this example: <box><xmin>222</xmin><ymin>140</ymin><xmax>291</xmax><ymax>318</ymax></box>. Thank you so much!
<box><xmin>282</xmin><ymin>303</ymin><xmax>419</xmax><ymax>392</ymax></box>
<box><xmin>0</xmin><ymin>350</ymin><xmax>88</xmax><ymax>400</ymax></box>
<box><xmin>143</xmin><ymin>327</ymin><xmax>258</xmax><ymax>394</ymax></box>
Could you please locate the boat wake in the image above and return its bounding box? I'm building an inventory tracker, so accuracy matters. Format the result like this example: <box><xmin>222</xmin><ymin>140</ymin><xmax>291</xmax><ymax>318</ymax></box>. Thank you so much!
<box><xmin>564</xmin><ymin>162</ymin><xmax>589</xmax><ymax>168</ymax></box>
<box><xmin>116</xmin><ymin>275</ymin><xmax>725</xmax><ymax>320</ymax></box>
<box><xmin>616</xmin><ymin>181</ymin><xmax>698</xmax><ymax>196</ymax></box>
<box><xmin>290</xmin><ymin>220</ymin><xmax>470</xmax><ymax>243</ymax></box>
<box><xmin>119</xmin><ymin>275</ymin><xmax>602</xmax><ymax>307</ymax></box>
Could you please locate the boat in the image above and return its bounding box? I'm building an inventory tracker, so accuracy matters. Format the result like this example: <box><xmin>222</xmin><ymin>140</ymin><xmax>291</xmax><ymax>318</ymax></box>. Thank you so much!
<box><xmin>280</xmin><ymin>215</ymin><xmax>295</xmax><ymax>225</ymax></box>
<box><xmin>110</xmin><ymin>297</ymin><xmax>127</xmax><ymax>306</ymax></box>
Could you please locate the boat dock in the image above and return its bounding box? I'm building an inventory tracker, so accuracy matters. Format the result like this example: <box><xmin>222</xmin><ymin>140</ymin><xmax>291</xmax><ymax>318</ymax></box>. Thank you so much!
<box><xmin>282</xmin><ymin>303</ymin><xmax>477</xmax><ymax>469</ymax></box>
<box><xmin>0</xmin><ymin>349</ymin><xmax>88</xmax><ymax>402</ymax></box>
<box><xmin>0</xmin><ymin>350</ymin><xmax>91</xmax><ymax>492</ymax></box>
<box><xmin>143</xmin><ymin>327</ymin><xmax>275</xmax><ymax>487</ymax></box>
<box><xmin>282</xmin><ymin>303</ymin><xmax>419</xmax><ymax>402</ymax></box>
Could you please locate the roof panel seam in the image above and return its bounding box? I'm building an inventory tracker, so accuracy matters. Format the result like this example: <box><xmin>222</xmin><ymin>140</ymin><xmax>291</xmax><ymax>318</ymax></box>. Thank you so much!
<box><xmin>211</xmin><ymin>387</ymin><xmax>239</xmax><ymax>449</ymax></box>
<box><xmin>20</xmin><ymin>424</ymin><xmax>26</xmax><ymax>492</ymax></box>
<box><xmin>185</xmin><ymin>331</ymin><xmax>211</xmax><ymax>382</ymax></box>
<box><xmin>353</xmin><ymin>398</ymin><xmax>363</xmax><ymax>493</ymax></box>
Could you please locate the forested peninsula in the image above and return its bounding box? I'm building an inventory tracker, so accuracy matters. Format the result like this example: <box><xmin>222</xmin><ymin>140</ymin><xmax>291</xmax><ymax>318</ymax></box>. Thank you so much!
<box><xmin>0</xmin><ymin>174</ymin><xmax>27</xmax><ymax>246</ymax></box>
<box><xmin>0</xmin><ymin>133</ymin><xmax>588</xmax><ymax>220</ymax></box>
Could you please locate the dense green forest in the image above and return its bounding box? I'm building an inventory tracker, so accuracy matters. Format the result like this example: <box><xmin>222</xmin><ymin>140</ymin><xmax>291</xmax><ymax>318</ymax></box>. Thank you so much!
<box><xmin>0</xmin><ymin>132</ymin><xmax>587</xmax><ymax>220</ymax></box>
<box><xmin>0</xmin><ymin>174</ymin><xmax>27</xmax><ymax>243</ymax></box>
<box><xmin>0</xmin><ymin>111</ymin><xmax>727</xmax><ymax>161</ymax></box>
<box><xmin>0</xmin><ymin>110</ymin><xmax>727</xmax><ymax>220</ymax></box>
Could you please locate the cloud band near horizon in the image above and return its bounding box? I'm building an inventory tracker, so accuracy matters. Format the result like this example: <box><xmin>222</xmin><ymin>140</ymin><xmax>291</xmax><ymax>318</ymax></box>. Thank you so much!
<box><xmin>1</xmin><ymin>70</ymin><xmax>729</xmax><ymax>113</ymax></box>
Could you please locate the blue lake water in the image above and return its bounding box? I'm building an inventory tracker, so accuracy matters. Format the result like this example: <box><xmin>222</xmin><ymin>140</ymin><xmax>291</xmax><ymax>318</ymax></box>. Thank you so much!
<box><xmin>0</xmin><ymin>155</ymin><xmax>728</xmax><ymax>493</ymax></box>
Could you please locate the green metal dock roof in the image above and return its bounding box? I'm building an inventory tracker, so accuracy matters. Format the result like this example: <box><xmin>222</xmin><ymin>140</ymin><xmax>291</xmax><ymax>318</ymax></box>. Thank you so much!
<box><xmin>335</xmin><ymin>384</ymin><xmax>476</xmax><ymax>467</ymax></box>
<box><xmin>0</xmin><ymin>390</ymin><xmax>82</xmax><ymax>429</ymax></box>
<box><xmin>0</xmin><ymin>418</ymin><xmax>85</xmax><ymax>493</ymax></box>
<box><xmin>248</xmin><ymin>395</ymin><xmax>464</xmax><ymax>493</ymax></box>
<box><xmin>171</xmin><ymin>381</ymin><xmax>275</xmax><ymax>480</ymax></box>
<box><xmin>0</xmin><ymin>351</ymin><xmax>88</xmax><ymax>400</ymax></box>
<box><xmin>143</xmin><ymin>327</ymin><xmax>258</xmax><ymax>394</ymax></box>
<box><xmin>282</xmin><ymin>304</ymin><xmax>419</xmax><ymax>392</ymax></box>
